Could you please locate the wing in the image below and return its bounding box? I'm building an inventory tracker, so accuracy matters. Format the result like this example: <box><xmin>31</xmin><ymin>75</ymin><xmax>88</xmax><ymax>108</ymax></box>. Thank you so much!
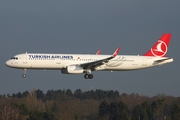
<box><xmin>80</xmin><ymin>48</ymin><xmax>120</xmax><ymax>70</ymax></box>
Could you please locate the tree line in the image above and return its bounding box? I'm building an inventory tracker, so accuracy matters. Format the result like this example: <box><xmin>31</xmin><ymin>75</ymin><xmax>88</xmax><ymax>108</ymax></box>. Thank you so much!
<box><xmin>2</xmin><ymin>89</ymin><xmax>120</xmax><ymax>101</ymax></box>
<box><xmin>0</xmin><ymin>89</ymin><xmax>180</xmax><ymax>120</ymax></box>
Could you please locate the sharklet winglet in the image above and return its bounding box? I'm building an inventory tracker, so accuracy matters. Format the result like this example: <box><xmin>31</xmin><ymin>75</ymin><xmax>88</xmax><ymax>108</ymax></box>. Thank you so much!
<box><xmin>112</xmin><ymin>47</ymin><xmax>120</xmax><ymax>57</ymax></box>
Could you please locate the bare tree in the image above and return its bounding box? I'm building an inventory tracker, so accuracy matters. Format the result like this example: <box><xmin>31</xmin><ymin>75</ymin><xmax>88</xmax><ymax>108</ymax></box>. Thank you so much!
<box><xmin>0</xmin><ymin>104</ymin><xmax>19</xmax><ymax>120</ymax></box>
<box><xmin>26</xmin><ymin>89</ymin><xmax>45</xmax><ymax>111</ymax></box>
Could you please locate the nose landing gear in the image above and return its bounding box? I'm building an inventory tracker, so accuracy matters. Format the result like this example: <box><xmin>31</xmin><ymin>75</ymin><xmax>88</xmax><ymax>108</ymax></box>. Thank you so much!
<box><xmin>22</xmin><ymin>69</ymin><xmax>26</xmax><ymax>78</ymax></box>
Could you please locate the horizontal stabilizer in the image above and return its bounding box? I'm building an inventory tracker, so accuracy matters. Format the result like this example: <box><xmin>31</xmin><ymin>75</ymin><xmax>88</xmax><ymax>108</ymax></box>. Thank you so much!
<box><xmin>153</xmin><ymin>58</ymin><xmax>173</xmax><ymax>65</ymax></box>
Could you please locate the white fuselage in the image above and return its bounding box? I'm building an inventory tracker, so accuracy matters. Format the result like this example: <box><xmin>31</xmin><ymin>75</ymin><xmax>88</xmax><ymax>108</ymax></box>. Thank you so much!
<box><xmin>5</xmin><ymin>53</ymin><xmax>173</xmax><ymax>71</ymax></box>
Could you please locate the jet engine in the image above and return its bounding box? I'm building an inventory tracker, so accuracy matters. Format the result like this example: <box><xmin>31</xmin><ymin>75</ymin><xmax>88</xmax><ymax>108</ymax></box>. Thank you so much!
<box><xmin>61</xmin><ymin>66</ymin><xmax>84</xmax><ymax>74</ymax></box>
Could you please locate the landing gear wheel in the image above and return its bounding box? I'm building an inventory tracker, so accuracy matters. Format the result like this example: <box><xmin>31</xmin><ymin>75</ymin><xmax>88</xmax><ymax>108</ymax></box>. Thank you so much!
<box><xmin>84</xmin><ymin>74</ymin><xmax>93</xmax><ymax>79</ymax></box>
<box><xmin>88</xmin><ymin>74</ymin><xmax>93</xmax><ymax>79</ymax></box>
<box><xmin>22</xmin><ymin>74</ymin><xmax>26</xmax><ymax>78</ymax></box>
<box><xmin>22</xmin><ymin>69</ymin><xmax>27</xmax><ymax>78</ymax></box>
<box><xmin>84</xmin><ymin>74</ymin><xmax>89</xmax><ymax>79</ymax></box>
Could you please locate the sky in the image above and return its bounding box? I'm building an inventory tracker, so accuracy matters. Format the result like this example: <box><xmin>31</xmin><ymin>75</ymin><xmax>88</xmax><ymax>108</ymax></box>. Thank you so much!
<box><xmin>0</xmin><ymin>1</ymin><xmax>180</xmax><ymax>97</ymax></box>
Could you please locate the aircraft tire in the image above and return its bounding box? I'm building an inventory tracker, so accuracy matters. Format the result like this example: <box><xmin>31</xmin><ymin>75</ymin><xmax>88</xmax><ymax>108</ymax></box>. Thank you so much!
<box><xmin>88</xmin><ymin>74</ymin><xmax>93</xmax><ymax>79</ymax></box>
<box><xmin>22</xmin><ymin>74</ymin><xmax>26</xmax><ymax>78</ymax></box>
<box><xmin>84</xmin><ymin>74</ymin><xmax>89</xmax><ymax>79</ymax></box>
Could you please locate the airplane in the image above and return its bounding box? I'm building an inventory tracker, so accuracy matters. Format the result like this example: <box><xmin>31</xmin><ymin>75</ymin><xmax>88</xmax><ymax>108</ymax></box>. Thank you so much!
<box><xmin>5</xmin><ymin>33</ymin><xmax>173</xmax><ymax>79</ymax></box>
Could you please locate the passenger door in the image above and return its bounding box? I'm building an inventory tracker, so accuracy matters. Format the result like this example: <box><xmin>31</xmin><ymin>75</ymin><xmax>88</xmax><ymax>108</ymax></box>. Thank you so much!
<box><xmin>23</xmin><ymin>54</ymin><xmax>28</xmax><ymax>64</ymax></box>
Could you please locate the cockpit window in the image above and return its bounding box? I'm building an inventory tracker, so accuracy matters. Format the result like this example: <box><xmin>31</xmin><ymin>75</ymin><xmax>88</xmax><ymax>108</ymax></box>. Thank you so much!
<box><xmin>10</xmin><ymin>57</ymin><xmax>18</xmax><ymax>60</ymax></box>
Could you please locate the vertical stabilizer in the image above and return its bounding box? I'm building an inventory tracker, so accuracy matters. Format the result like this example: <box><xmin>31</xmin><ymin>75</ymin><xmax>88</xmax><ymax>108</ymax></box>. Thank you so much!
<box><xmin>143</xmin><ymin>33</ymin><xmax>171</xmax><ymax>57</ymax></box>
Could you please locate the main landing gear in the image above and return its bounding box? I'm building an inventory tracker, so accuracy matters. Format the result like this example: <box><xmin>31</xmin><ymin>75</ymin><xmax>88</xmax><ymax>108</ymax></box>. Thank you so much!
<box><xmin>22</xmin><ymin>69</ymin><xmax>27</xmax><ymax>78</ymax></box>
<box><xmin>84</xmin><ymin>74</ymin><xmax>93</xmax><ymax>79</ymax></box>
<box><xmin>84</xmin><ymin>69</ymin><xmax>93</xmax><ymax>79</ymax></box>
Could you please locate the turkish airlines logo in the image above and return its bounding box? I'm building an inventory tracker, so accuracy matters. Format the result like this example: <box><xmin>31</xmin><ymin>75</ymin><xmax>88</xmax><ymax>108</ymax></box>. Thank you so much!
<box><xmin>151</xmin><ymin>40</ymin><xmax>167</xmax><ymax>57</ymax></box>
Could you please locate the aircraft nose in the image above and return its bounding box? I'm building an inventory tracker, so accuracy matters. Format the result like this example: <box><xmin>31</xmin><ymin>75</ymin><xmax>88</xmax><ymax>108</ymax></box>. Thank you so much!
<box><xmin>5</xmin><ymin>60</ymin><xmax>11</xmax><ymax>67</ymax></box>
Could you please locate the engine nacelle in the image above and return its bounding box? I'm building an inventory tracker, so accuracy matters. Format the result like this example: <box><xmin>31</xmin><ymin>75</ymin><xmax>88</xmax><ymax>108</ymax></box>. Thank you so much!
<box><xmin>61</xmin><ymin>66</ymin><xmax>84</xmax><ymax>74</ymax></box>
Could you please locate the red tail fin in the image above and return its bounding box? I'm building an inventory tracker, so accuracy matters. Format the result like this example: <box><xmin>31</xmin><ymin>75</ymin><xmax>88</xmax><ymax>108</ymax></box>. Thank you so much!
<box><xmin>143</xmin><ymin>33</ymin><xmax>171</xmax><ymax>57</ymax></box>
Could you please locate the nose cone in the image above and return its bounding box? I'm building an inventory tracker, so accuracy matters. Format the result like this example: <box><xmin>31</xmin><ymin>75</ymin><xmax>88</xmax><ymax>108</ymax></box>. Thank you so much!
<box><xmin>5</xmin><ymin>60</ymin><xmax>12</xmax><ymax>67</ymax></box>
